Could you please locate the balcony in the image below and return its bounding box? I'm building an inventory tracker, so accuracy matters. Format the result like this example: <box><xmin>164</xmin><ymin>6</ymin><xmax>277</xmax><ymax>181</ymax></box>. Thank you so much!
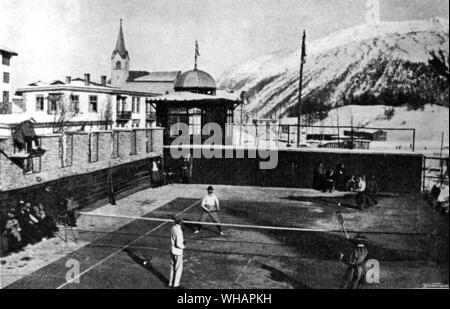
<box><xmin>116</xmin><ymin>111</ymin><xmax>132</xmax><ymax>122</ymax></box>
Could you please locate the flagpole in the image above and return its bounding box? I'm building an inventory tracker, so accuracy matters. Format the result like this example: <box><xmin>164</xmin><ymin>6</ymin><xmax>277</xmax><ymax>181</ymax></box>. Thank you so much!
<box><xmin>297</xmin><ymin>30</ymin><xmax>306</xmax><ymax>148</ymax></box>
<box><xmin>194</xmin><ymin>41</ymin><xmax>198</xmax><ymax>70</ymax></box>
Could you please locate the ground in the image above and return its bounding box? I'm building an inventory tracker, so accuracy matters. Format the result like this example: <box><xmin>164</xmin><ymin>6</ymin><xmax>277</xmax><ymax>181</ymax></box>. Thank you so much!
<box><xmin>0</xmin><ymin>184</ymin><xmax>448</xmax><ymax>289</ymax></box>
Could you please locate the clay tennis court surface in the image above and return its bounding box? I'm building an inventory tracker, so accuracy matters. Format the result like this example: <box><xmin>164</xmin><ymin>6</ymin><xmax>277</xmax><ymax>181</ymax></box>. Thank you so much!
<box><xmin>1</xmin><ymin>185</ymin><xmax>449</xmax><ymax>289</ymax></box>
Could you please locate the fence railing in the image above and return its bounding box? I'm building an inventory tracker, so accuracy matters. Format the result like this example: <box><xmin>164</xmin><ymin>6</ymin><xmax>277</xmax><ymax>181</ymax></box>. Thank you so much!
<box><xmin>422</xmin><ymin>156</ymin><xmax>449</xmax><ymax>192</ymax></box>
<box><xmin>229</xmin><ymin>123</ymin><xmax>416</xmax><ymax>151</ymax></box>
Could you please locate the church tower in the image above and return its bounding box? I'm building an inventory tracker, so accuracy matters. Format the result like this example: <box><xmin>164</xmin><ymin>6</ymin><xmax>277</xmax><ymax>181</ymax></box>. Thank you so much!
<box><xmin>111</xmin><ymin>19</ymin><xmax>130</xmax><ymax>86</ymax></box>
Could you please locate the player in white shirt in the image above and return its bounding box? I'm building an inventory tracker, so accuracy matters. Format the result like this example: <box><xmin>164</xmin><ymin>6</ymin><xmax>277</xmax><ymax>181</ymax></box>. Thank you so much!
<box><xmin>194</xmin><ymin>186</ymin><xmax>224</xmax><ymax>236</ymax></box>
<box><xmin>169</xmin><ymin>217</ymin><xmax>185</xmax><ymax>288</ymax></box>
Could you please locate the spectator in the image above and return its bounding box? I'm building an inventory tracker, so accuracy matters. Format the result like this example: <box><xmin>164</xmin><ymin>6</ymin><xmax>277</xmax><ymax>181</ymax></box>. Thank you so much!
<box><xmin>346</xmin><ymin>175</ymin><xmax>357</xmax><ymax>192</ymax></box>
<box><xmin>17</xmin><ymin>202</ymin><xmax>40</xmax><ymax>244</ymax></box>
<box><xmin>365</xmin><ymin>176</ymin><xmax>379</xmax><ymax>208</ymax></box>
<box><xmin>27</xmin><ymin>204</ymin><xmax>44</xmax><ymax>242</ymax></box>
<box><xmin>313</xmin><ymin>161</ymin><xmax>326</xmax><ymax>191</ymax></box>
<box><xmin>31</xmin><ymin>205</ymin><xmax>53</xmax><ymax>239</ymax></box>
<box><xmin>60</xmin><ymin>199</ymin><xmax>77</xmax><ymax>227</ymax></box>
<box><xmin>3</xmin><ymin>210</ymin><xmax>23</xmax><ymax>252</ymax></box>
<box><xmin>326</xmin><ymin>168</ymin><xmax>335</xmax><ymax>193</ymax></box>
<box><xmin>334</xmin><ymin>163</ymin><xmax>347</xmax><ymax>191</ymax></box>
<box><xmin>355</xmin><ymin>176</ymin><xmax>367</xmax><ymax>211</ymax></box>
<box><xmin>151</xmin><ymin>159</ymin><xmax>163</xmax><ymax>187</ymax></box>
<box><xmin>39</xmin><ymin>203</ymin><xmax>58</xmax><ymax>234</ymax></box>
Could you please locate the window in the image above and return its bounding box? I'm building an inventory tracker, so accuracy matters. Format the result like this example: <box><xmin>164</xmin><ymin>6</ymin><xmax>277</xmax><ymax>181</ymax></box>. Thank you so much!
<box><xmin>136</xmin><ymin>97</ymin><xmax>140</xmax><ymax>113</ymax></box>
<box><xmin>89</xmin><ymin>95</ymin><xmax>98</xmax><ymax>112</ymax></box>
<box><xmin>2</xmin><ymin>54</ymin><xmax>10</xmax><ymax>66</ymax></box>
<box><xmin>3</xmin><ymin>72</ymin><xmax>10</xmax><ymax>83</ymax></box>
<box><xmin>35</xmin><ymin>95</ymin><xmax>44</xmax><ymax>111</ymax></box>
<box><xmin>115</xmin><ymin>61</ymin><xmax>121</xmax><ymax>69</ymax></box>
<box><xmin>47</xmin><ymin>94</ymin><xmax>61</xmax><ymax>114</ymax></box>
<box><xmin>70</xmin><ymin>95</ymin><xmax>79</xmax><ymax>113</ymax></box>
<box><xmin>2</xmin><ymin>91</ymin><xmax>9</xmax><ymax>103</ymax></box>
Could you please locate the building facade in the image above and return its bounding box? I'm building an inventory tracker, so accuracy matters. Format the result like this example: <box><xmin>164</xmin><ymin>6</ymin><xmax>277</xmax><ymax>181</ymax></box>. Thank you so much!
<box><xmin>9</xmin><ymin>74</ymin><xmax>158</xmax><ymax>134</ymax></box>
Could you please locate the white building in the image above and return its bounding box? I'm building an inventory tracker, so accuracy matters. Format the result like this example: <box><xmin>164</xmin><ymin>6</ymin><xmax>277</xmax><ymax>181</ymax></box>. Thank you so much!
<box><xmin>0</xmin><ymin>45</ymin><xmax>18</xmax><ymax>113</ymax></box>
<box><xmin>4</xmin><ymin>74</ymin><xmax>158</xmax><ymax>134</ymax></box>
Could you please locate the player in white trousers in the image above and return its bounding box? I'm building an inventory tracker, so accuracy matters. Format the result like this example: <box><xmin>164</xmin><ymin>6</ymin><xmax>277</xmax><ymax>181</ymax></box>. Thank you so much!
<box><xmin>169</xmin><ymin>217</ymin><xmax>185</xmax><ymax>288</ymax></box>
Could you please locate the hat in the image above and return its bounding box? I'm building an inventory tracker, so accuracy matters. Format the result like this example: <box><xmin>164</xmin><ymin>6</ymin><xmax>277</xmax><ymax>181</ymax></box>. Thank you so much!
<box><xmin>207</xmin><ymin>186</ymin><xmax>214</xmax><ymax>191</ymax></box>
<box><xmin>352</xmin><ymin>234</ymin><xmax>367</xmax><ymax>246</ymax></box>
<box><xmin>173</xmin><ymin>216</ymin><xmax>183</xmax><ymax>225</ymax></box>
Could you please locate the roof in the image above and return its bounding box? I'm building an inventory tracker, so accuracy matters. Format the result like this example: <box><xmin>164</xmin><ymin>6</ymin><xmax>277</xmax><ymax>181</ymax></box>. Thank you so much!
<box><xmin>111</xmin><ymin>20</ymin><xmax>129</xmax><ymax>59</ymax></box>
<box><xmin>0</xmin><ymin>45</ymin><xmax>18</xmax><ymax>56</ymax></box>
<box><xmin>16</xmin><ymin>78</ymin><xmax>159</xmax><ymax>97</ymax></box>
<box><xmin>127</xmin><ymin>71</ymin><xmax>150</xmax><ymax>82</ymax></box>
<box><xmin>147</xmin><ymin>91</ymin><xmax>241</xmax><ymax>102</ymax></box>
<box><xmin>174</xmin><ymin>69</ymin><xmax>216</xmax><ymax>89</ymax></box>
<box><xmin>25</xmin><ymin>78</ymin><xmax>115</xmax><ymax>89</ymax></box>
<box><xmin>132</xmin><ymin>71</ymin><xmax>181</xmax><ymax>82</ymax></box>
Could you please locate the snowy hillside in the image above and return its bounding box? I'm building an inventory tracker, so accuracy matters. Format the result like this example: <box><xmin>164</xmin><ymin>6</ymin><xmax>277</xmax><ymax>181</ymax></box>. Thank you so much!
<box><xmin>218</xmin><ymin>18</ymin><xmax>449</xmax><ymax>118</ymax></box>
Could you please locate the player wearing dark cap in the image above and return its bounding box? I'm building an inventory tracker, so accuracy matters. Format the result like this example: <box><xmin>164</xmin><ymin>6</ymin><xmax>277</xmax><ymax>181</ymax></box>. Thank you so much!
<box><xmin>194</xmin><ymin>186</ymin><xmax>224</xmax><ymax>236</ymax></box>
<box><xmin>339</xmin><ymin>234</ymin><xmax>369</xmax><ymax>289</ymax></box>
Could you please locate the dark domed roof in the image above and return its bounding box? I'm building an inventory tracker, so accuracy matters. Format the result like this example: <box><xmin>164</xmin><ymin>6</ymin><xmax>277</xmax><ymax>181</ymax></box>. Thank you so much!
<box><xmin>174</xmin><ymin>69</ymin><xmax>216</xmax><ymax>90</ymax></box>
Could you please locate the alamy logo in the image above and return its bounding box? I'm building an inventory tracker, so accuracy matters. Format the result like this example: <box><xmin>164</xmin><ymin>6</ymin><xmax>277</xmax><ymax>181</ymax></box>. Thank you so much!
<box><xmin>365</xmin><ymin>259</ymin><xmax>380</xmax><ymax>284</ymax></box>
<box><xmin>65</xmin><ymin>259</ymin><xmax>80</xmax><ymax>284</ymax></box>
<box><xmin>170</xmin><ymin>122</ymin><xmax>279</xmax><ymax>170</ymax></box>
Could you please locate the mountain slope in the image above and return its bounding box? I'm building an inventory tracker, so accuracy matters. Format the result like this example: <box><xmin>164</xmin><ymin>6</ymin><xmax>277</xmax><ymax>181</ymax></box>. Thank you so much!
<box><xmin>218</xmin><ymin>18</ymin><xmax>449</xmax><ymax>118</ymax></box>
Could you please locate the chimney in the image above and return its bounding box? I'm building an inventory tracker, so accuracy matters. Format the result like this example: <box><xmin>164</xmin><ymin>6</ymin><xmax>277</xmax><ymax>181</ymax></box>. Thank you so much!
<box><xmin>101</xmin><ymin>75</ymin><xmax>107</xmax><ymax>86</ymax></box>
<box><xmin>84</xmin><ymin>73</ymin><xmax>90</xmax><ymax>86</ymax></box>
<box><xmin>66</xmin><ymin>76</ymin><xmax>71</xmax><ymax>84</ymax></box>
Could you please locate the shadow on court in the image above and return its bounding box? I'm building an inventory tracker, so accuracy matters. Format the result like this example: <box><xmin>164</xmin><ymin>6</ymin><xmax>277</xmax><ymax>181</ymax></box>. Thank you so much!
<box><xmin>123</xmin><ymin>248</ymin><xmax>168</xmax><ymax>286</ymax></box>
<box><xmin>256</xmin><ymin>262</ymin><xmax>311</xmax><ymax>289</ymax></box>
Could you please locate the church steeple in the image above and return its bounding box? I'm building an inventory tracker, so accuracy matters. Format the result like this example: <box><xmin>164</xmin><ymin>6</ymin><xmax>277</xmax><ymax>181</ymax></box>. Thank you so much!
<box><xmin>111</xmin><ymin>19</ymin><xmax>130</xmax><ymax>86</ymax></box>
<box><xmin>112</xmin><ymin>19</ymin><xmax>129</xmax><ymax>59</ymax></box>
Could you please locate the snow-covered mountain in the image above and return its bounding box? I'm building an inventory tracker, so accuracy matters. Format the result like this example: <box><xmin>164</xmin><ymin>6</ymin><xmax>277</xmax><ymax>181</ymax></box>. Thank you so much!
<box><xmin>218</xmin><ymin>18</ymin><xmax>449</xmax><ymax>118</ymax></box>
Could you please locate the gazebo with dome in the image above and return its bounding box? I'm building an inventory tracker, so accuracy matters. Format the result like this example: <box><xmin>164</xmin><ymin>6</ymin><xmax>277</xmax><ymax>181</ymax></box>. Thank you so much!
<box><xmin>148</xmin><ymin>67</ymin><xmax>242</xmax><ymax>145</ymax></box>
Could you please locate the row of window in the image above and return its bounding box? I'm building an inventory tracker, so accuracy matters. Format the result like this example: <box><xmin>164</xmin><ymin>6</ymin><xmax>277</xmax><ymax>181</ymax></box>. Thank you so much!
<box><xmin>35</xmin><ymin>94</ymin><xmax>97</xmax><ymax>113</ymax></box>
<box><xmin>117</xmin><ymin>96</ymin><xmax>144</xmax><ymax>114</ymax></box>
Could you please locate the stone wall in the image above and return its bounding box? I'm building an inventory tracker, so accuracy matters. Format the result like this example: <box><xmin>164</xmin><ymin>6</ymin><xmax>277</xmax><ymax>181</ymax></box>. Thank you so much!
<box><xmin>0</xmin><ymin>127</ymin><xmax>163</xmax><ymax>192</ymax></box>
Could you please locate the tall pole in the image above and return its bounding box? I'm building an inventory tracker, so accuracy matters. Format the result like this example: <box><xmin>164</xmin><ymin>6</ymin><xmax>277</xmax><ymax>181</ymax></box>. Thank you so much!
<box><xmin>297</xmin><ymin>30</ymin><xmax>306</xmax><ymax>147</ymax></box>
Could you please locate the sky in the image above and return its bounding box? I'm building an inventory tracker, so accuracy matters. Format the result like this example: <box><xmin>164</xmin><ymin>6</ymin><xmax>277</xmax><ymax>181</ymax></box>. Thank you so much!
<box><xmin>1</xmin><ymin>0</ymin><xmax>449</xmax><ymax>90</ymax></box>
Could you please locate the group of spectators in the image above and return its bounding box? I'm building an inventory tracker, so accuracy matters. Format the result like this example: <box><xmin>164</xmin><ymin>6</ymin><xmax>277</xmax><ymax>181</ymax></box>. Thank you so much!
<box><xmin>152</xmin><ymin>156</ymin><xmax>192</xmax><ymax>187</ymax></box>
<box><xmin>1</xmin><ymin>200</ymin><xmax>59</xmax><ymax>255</ymax></box>
<box><xmin>427</xmin><ymin>162</ymin><xmax>449</xmax><ymax>216</ymax></box>
<box><xmin>313</xmin><ymin>162</ymin><xmax>379</xmax><ymax>210</ymax></box>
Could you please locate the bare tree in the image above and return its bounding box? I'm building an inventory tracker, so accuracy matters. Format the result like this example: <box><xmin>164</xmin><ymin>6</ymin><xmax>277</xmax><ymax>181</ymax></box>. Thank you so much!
<box><xmin>51</xmin><ymin>93</ymin><xmax>77</xmax><ymax>134</ymax></box>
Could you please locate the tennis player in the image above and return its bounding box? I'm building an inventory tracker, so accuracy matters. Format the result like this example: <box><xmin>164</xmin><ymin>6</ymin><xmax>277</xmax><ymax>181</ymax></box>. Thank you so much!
<box><xmin>194</xmin><ymin>186</ymin><xmax>224</xmax><ymax>236</ymax></box>
<box><xmin>169</xmin><ymin>216</ymin><xmax>185</xmax><ymax>289</ymax></box>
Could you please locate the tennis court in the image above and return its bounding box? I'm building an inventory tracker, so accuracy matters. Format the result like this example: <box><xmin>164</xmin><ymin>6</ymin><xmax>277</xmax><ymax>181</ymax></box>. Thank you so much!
<box><xmin>3</xmin><ymin>186</ymin><xmax>449</xmax><ymax>289</ymax></box>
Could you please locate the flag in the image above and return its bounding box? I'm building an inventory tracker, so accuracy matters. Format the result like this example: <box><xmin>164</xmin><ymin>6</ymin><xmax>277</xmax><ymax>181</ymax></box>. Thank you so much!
<box><xmin>195</xmin><ymin>40</ymin><xmax>200</xmax><ymax>57</ymax></box>
<box><xmin>301</xmin><ymin>30</ymin><xmax>307</xmax><ymax>64</ymax></box>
